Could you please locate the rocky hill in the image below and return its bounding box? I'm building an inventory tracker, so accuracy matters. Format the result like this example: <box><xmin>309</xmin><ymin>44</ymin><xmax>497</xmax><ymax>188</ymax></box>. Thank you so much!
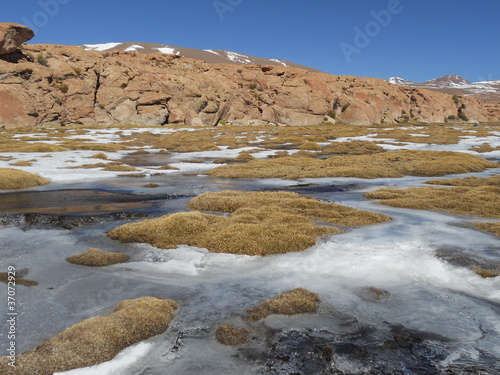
<box><xmin>0</xmin><ymin>23</ymin><xmax>499</xmax><ymax>129</ymax></box>
<box><xmin>79</xmin><ymin>42</ymin><xmax>322</xmax><ymax>72</ymax></box>
<box><xmin>387</xmin><ymin>75</ymin><xmax>500</xmax><ymax>103</ymax></box>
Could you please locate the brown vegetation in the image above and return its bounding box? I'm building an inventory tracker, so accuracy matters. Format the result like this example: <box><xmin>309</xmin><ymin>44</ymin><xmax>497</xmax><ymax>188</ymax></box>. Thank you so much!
<box><xmin>0</xmin><ymin>273</ymin><xmax>38</xmax><ymax>286</ymax></box>
<box><xmin>427</xmin><ymin>175</ymin><xmax>500</xmax><ymax>187</ymax></box>
<box><xmin>215</xmin><ymin>325</ymin><xmax>250</xmax><ymax>346</ymax></box>
<box><xmin>207</xmin><ymin>150</ymin><xmax>497</xmax><ymax>179</ymax></box>
<box><xmin>469</xmin><ymin>143</ymin><xmax>500</xmax><ymax>153</ymax></box>
<box><xmin>473</xmin><ymin>222</ymin><xmax>500</xmax><ymax>237</ymax></box>
<box><xmin>66</xmin><ymin>248</ymin><xmax>130</xmax><ymax>267</ymax></box>
<box><xmin>9</xmin><ymin>160</ymin><xmax>35</xmax><ymax>167</ymax></box>
<box><xmin>108</xmin><ymin>191</ymin><xmax>390</xmax><ymax>256</ymax></box>
<box><xmin>321</xmin><ymin>141</ymin><xmax>385</xmax><ymax>155</ymax></box>
<box><xmin>0</xmin><ymin>168</ymin><xmax>49</xmax><ymax>189</ymax></box>
<box><xmin>246</xmin><ymin>288</ymin><xmax>320</xmax><ymax>322</ymax></box>
<box><xmin>473</xmin><ymin>268</ymin><xmax>499</xmax><ymax>278</ymax></box>
<box><xmin>366</xmin><ymin>185</ymin><xmax>500</xmax><ymax>218</ymax></box>
<box><xmin>0</xmin><ymin>297</ymin><xmax>177</xmax><ymax>375</ymax></box>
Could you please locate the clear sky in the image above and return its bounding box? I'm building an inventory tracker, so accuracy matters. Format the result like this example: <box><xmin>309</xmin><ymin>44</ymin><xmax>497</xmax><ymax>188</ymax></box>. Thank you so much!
<box><xmin>2</xmin><ymin>0</ymin><xmax>499</xmax><ymax>82</ymax></box>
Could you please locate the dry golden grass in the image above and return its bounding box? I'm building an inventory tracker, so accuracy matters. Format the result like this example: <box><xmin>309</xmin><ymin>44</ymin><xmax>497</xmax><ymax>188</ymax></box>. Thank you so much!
<box><xmin>0</xmin><ymin>168</ymin><xmax>50</xmax><ymax>190</ymax></box>
<box><xmin>0</xmin><ymin>273</ymin><xmax>38</xmax><ymax>286</ymax></box>
<box><xmin>61</xmin><ymin>142</ymin><xmax>128</xmax><ymax>152</ymax></box>
<box><xmin>119</xmin><ymin>173</ymin><xmax>146</xmax><ymax>178</ymax></box>
<box><xmin>0</xmin><ymin>297</ymin><xmax>177</xmax><ymax>375</ymax></box>
<box><xmin>473</xmin><ymin>268</ymin><xmax>499</xmax><ymax>278</ymax></box>
<box><xmin>299</xmin><ymin>141</ymin><xmax>322</xmax><ymax>151</ymax></box>
<box><xmin>321</xmin><ymin>141</ymin><xmax>385</xmax><ymax>155</ymax></box>
<box><xmin>215</xmin><ymin>325</ymin><xmax>250</xmax><ymax>346</ymax></box>
<box><xmin>235</xmin><ymin>152</ymin><xmax>255</xmax><ymax>162</ymax></box>
<box><xmin>65</xmin><ymin>162</ymin><xmax>109</xmax><ymax>169</ymax></box>
<box><xmin>188</xmin><ymin>191</ymin><xmax>390</xmax><ymax>227</ymax></box>
<box><xmin>102</xmin><ymin>164</ymin><xmax>140</xmax><ymax>172</ymax></box>
<box><xmin>427</xmin><ymin>175</ymin><xmax>500</xmax><ymax>187</ymax></box>
<box><xmin>246</xmin><ymin>288</ymin><xmax>320</xmax><ymax>322</ymax></box>
<box><xmin>144</xmin><ymin>183</ymin><xmax>160</xmax><ymax>188</ymax></box>
<box><xmin>469</xmin><ymin>143</ymin><xmax>500</xmax><ymax>153</ymax></box>
<box><xmin>155</xmin><ymin>165</ymin><xmax>180</xmax><ymax>170</ymax></box>
<box><xmin>473</xmin><ymin>222</ymin><xmax>500</xmax><ymax>237</ymax></box>
<box><xmin>9</xmin><ymin>160</ymin><xmax>35</xmax><ymax>167</ymax></box>
<box><xmin>66</xmin><ymin>248</ymin><xmax>130</xmax><ymax>267</ymax></box>
<box><xmin>366</xmin><ymin>186</ymin><xmax>500</xmax><ymax>218</ymax></box>
<box><xmin>207</xmin><ymin>151</ymin><xmax>497</xmax><ymax>180</ymax></box>
<box><xmin>90</xmin><ymin>152</ymin><xmax>108</xmax><ymax>159</ymax></box>
<box><xmin>108</xmin><ymin>191</ymin><xmax>390</xmax><ymax>256</ymax></box>
<box><xmin>0</xmin><ymin>141</ymin><xmax>69</xmax><ymax>153</ymax></box>
<box><xmin>370</xmin><ymin>123</ymin><xmax>498</xmax><ymax>145</ymax></box>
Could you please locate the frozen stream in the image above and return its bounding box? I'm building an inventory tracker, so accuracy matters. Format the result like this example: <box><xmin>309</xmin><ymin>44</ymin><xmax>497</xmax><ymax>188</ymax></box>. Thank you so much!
<box><xmin>1</xmin><ymin>169</ymin><xmax>499</xmax><ymax>374</ymax></box>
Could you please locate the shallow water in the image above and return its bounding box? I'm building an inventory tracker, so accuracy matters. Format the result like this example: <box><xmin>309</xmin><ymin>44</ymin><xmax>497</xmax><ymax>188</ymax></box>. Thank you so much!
<box><xmin>1</xmin><ymin>170</ymin><xmax>499</xmax><ymax>375</ymax></box>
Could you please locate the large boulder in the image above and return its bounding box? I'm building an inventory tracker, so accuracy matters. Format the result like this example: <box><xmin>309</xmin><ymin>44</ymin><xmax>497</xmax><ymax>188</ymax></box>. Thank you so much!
<box><xmin>0</xmin><ymin>22</ymin><xmax>34</xmax><ymax>55</ymax></box>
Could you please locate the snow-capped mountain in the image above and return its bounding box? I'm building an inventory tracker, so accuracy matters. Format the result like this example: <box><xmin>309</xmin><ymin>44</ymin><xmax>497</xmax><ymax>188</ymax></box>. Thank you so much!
<box><xmin>387</xmin><ymin>77</ymin><xmax>416</xmax><ymax>86</ymax></box>
<box><xmin>423</xmin><ymin>74</ymin><xmax>471</xmax><ymax>87</ymax></box>
<box><xmin>79</xmin><ymin>41</ymin><xmax>321</xmax><ymax>72</ymax></box>
<box><xmin>386</xmin><ymin>75</ymin><xmax>500</xmax><ymax>102</ymax></box>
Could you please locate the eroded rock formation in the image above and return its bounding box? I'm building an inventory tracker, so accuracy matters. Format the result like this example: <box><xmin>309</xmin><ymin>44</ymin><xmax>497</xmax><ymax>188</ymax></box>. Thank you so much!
<box><xmin>0</xmin><ymin>42</ymin><xmax>498</xmax><ymax>129</ymax></box>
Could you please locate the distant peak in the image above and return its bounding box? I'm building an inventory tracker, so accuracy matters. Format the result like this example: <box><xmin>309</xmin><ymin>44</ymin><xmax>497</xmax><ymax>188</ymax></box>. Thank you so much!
<box><xmin>423</xmin><ymin>75</ymin><xmax>471</xmax><ymax>86</ymax></box>
<box><xmin>386</xmin><ymin>77</ymin><xmax>415</xmax><ymax>85</ymax></box>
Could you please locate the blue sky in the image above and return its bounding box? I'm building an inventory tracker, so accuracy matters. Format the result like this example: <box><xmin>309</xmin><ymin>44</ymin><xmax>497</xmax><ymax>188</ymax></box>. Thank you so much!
<box><xmin>2</xmin><ymin>0</ymin><xmax>499</xmax><ymax>82</ymax></box>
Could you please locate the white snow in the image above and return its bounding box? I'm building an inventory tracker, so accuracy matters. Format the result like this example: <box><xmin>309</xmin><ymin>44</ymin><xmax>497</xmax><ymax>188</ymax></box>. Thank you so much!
<box><xmin>224</xmin><ymin>51</ymin><xmax>252</xmax><ymax>64</ymax></box>
<box><xmin>156</xmin><ymin>46</ymin><xmax>177</xmax><ymax>55</ymax></box>
<box><xmin>55</xmin><ymin>342</ymin><xmax>154</xmax><ymax>375</ymax></box>
<box><xmin>124</xmin><ymin>44</ymin><xmax>144</xmax><ymax>52</ymax></box>
<box><xmin>203</xmin><ymin>49</ymin><xmax>220</xmax><ymax>56</ymax></box>
<box><xmin>83</xmin><ymin>43</ymin><xmax>122</xmax><ymax>51</ymax></box>
<box><xmin>270</xmin><ymin>59</ymin><xmax>288</xmax><ymax>67</ymax></box>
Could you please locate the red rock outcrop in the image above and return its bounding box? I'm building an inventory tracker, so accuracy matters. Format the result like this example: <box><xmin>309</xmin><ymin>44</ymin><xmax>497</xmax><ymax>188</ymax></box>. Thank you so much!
<box><xmin>0</xmin><ymin>43</ymin><xmax>498</xmax><ymax>129</ymax></box>
<box><xmin>0</xmin><ymin>23</ymin><xmax>34</xmax><ymax>55</ymax></box>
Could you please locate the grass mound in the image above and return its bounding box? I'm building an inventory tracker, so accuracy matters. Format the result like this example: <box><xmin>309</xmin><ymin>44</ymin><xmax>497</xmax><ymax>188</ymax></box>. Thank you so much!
<box><xmin>0</xmin><ymin>273</ymin><xmax>38</xmax><ymax>286</ymax></box>
<box><xmin>207</xmin><ymin>150</ymin><xmax>497</xmax><ymax>179</ymax></box>
<box><xmin>108</xmin><ymin>191</ymin><xmax>390</xmax><ymax>256</ymax></box>
<box><xmin>66</xmin><ymin>248</ymin><xmax>130</xmax><ymax>267</ymax></box>
<box><xmin>365</xmin><ymin>186</ymin><xmax>500</xmax><ymax>218</ymax></box>
<box><xmin>0</xmin><ymin>168</ymin><xmax>50</xmax><ymax>190</ymax></box>
<box><xmin>215</xmin><ymin>325</ymin><xmax>250</xmax><ymax>346</ymax></box>
<box><xmin>473</xmin><ymin>268</ymin><xmax>499</xmax><ymax>278</ymax></box>
<box><xmin>321</xmin><ymin>141</ymin><xmax>385</xmax><ymax>155</ymax></box>
<box><xmin>9</xmin><ymin>160</ymin><xmax>35</xmax><ymax>167</ymax></box>
<box><xmin>246</xmin><ymin>288</ymin><xmax>320</xmax><ymax>322</ymax></box>
<box><xmin>102</xmin><ymin>164</ymin><xmax>140</xmax><ymax>172</ymax></box>
<box><xmin>0</xmin><ymin>297</ymin><xmax>177</xmax><ymax>375</ymax></box>
<box><xmin>474</xmin><ymin>222</ymin><xmax>500</xmax><ymax>237</ymax></box>
<box><xmin>427</xmin><ymin>175</ymin><xmax>500</xmax><ymax>187</ymax></box>
<box><xmin>0</xmin><ymin>142</ymin><xmax>69</xmax><ymax>153</ymax></box>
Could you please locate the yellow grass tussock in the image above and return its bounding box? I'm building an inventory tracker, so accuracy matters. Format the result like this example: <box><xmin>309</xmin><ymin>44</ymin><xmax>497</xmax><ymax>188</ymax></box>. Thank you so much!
<box><xmin>0</xmin><ymin>168</ymin><xmax>50</xmax><ymax>190</ymax></box>
<box><xmin>215</xmin><ymin>325</ymin><xmax>251</xmax><ymax>346</ymax></box>
<box><xmin>66</xmin><ymin>248</ymin><xmax>130</xmax><ymax>267</ymax></box>
<box><xmin>102</xmin><ymin>164</ymin><xmax>140</xmax><ymax>172</ymax></box>
<box><xmin>246</xmin><ymin>288</ymin><xmax>320</xmax><ymax>322</ymax></box>
<box><xmin>321</xmin><ymin>141</ymin><xmax>385</xmax><ymax>155</ymax></box>
<box><xmin>0</xmin><ymin>297</ymin><xmax>177</xmax><ymax>375</ymax></box>
<box><xmin>366</xmin><ymin>186</ymin><xmax>500</xmax><ymax>218</ymax></box>
<box><xmin>108</xmin><ymin>191</ymin><xmax>390</xmax><ymax>256</ymax></box>
<box><xmin>427</xmin><ymin>175</ymin><xmax>500</xmax><ymax>187</ymax></box>
<box><xmin>473</xmin><ymin>222</ymin><xmax>500</xmax><ymax>237</ymax></box>
<box><xmin>9</xmin><ymin>160</ymin><xmax>35</xmax><ymax>167</ymax></box>
<box><xmin>207</xmin><ymin>150</ymin><xmax>497</xmax><ymax>180</ymax></box>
